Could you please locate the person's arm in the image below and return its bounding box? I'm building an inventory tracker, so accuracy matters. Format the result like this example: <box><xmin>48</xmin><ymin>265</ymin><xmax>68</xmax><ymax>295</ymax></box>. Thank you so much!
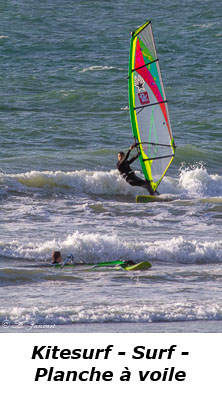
<box><xmin>128</xmin><ymin>150</ymin><xmax>141</xmax><ymax>164</ymax></box>
<box><xmin>118</xmin><ymin>148</ymin><xmax>131</xmax><ymax>166</ymax></box>
<box><xmin>118</xmin><ymin>144</ymin><xmax>137</xmax><ymax>166</ymax></box>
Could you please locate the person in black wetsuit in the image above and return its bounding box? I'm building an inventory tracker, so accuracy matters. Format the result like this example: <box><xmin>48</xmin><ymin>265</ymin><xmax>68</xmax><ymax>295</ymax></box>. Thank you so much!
<box><xmin>52</xmin><ymin>251</ymin><xmax>62</xmax><ymax>264</ymax></box>
<box><xmin>117</xmin><ymin>144</ymin><xmax>158</xmax><ymax>195</ymax></box>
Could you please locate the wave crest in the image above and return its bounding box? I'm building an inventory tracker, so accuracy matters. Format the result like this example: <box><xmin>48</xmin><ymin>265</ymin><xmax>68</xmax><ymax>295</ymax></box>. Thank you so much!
<box><xmin>1</xmin><ymin>231</ymin><xmax>222</xmax><ymax>265</ymax></box>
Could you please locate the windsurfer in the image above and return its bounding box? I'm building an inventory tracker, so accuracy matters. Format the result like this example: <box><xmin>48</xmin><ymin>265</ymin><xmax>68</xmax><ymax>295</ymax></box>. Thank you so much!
<box><xmin>51</xmin><ymin>252</ymin><xmax>76</xmax><ymax>266</ymax></box>
<box><xmin>117</xmin><ymin>144</ymin><xmax>158</xmax><ymax>195</ymax></box>
<box><xmin>52</xmin><ymin>251</ymin><xmax>62</xmax><ymax>264</ymax></box>
<box><xmin>51</xmin><ymin>252</ymin><xmax>135</xmax><ymax>268</ymax></box>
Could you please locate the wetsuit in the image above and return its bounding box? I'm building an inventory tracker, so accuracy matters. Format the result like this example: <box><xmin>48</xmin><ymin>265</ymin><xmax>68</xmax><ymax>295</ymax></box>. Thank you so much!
<box><xmin>117</xmin><ymin>148</ymin><xmax>153</xmax><ymax>194</ymax></box>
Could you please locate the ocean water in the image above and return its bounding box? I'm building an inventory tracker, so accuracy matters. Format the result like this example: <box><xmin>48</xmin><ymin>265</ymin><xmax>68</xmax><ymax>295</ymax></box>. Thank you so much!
<box><xmin>0</xmin><ymin>0</ymin><xmax>222</xmax><ymax>333</ymax></box>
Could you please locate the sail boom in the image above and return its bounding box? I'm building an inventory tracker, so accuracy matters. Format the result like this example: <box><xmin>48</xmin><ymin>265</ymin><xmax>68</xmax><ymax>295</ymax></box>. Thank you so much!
<box><xmin>132</xmin><ymin>58</ymin><xmax>159</xmax><ymax>73</ymax></box>
<box><xmin>136</xmin><ymin>141</ymin><xmax>175</xmax><ymax>148</ymax></box>
<box><xmin>134</xmin><ymin>100</ymin><xmax>167</xmax><ymax>111</ymax></box>
<box><xmin>143</xmin><ymin>154</ymin><xmax>175</xmax><ymax>162</ymax></box>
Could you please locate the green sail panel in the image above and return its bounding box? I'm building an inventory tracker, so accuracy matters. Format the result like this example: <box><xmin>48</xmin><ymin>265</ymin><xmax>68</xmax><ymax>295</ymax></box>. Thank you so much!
<box><xmin>128</xmin><ymin>21</ymin><xmax>175</xmax><ymax>193</ymax></box>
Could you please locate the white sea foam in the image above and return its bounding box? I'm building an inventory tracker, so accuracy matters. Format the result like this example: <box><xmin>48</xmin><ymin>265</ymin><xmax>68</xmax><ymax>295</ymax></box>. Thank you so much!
<box><xmin>1</xmin><ymin>231</ymin><xmax>222</xmax><ymax>265</ymax></box>
<box><xmin>178</xmin><ymin>164</ymin><xmax>222</xmax><ymax>197</ymax></box>
<box><xmin>2</xmin><ymin>165</ymin><xmax>221</xmax><ymax>198</ymax></box>
<box><xmin>192</xmin><ymin>23</ymin><xmax>215</xmax><ymax>29</ymax></box>
<box><xmin>1</xmin><ymin>299</ymin><xmax>222</xmax><ymax>326</ymax></box>
<box><xmin>80</xmin><ymin>65</ymin><xmax>115</xmax><ymax>73</ymax></box>
<box><xmin>1</xmin><ymin>169</ymin><xmax>147</xmax><ymax>196</ymax></box>
<box><xmin>149</xmin><ymin>236</ymin><xmax>222</xmax><ymax>264</ymax></box>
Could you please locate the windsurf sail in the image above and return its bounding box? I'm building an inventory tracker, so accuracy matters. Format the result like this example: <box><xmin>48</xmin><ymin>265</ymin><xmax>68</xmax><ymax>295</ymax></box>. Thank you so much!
<box><xmin>128</xmin><ymin>21</ymin><xmax>175</xmax><ymax>194</ymax></box>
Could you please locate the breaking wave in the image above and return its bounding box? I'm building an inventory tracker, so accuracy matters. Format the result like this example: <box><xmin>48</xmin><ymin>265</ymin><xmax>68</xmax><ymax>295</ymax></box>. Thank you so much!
<box><xmin>1</xmin><ymin>231</ymin><xmax>222</xmax><ymax>265</ymax></box>
<box><xmin>1</xmin><ymin>164</ymin><xmax>222</xmax><ymax>198</ymax></box>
